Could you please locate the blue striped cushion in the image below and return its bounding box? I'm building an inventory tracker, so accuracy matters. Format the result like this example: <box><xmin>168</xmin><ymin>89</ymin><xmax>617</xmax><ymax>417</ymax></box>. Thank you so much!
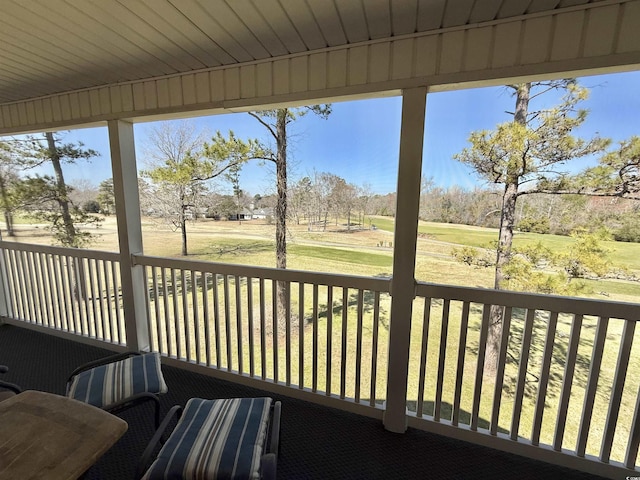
<box><xmin>142</xmin><ymin>397</ymin><xmax>273</xmax><ymax>480</ymax></box>
<box><xmin>68</xmin><ymin>352</ymin><xmax>167</xmax><ymax>409</ymax></box>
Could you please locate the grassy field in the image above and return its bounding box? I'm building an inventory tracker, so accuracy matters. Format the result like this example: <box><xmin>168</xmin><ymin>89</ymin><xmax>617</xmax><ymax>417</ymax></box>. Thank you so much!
<box><xmin>5</xmin><ymin>213</ymin><xmax>639</xmax><ymax>303</ymax></box>
<box><xmin>369</xmin><ymin>216</ymin><xmax>640</xmax><ymax>302</ymax></box>
<box><xmin>4</xmin><ymin>214</ymin><xmax>640</xmax><ymax>464</ymax></box>
<box><xmin>372</xmin><ymin>216</ymin><xmax>640</xmax><ymax>272</ymax></box>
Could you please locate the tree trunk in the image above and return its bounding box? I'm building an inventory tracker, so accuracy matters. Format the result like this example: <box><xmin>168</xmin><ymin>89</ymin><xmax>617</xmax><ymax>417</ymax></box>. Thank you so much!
<box><xmin>46</xmin><ymin>132</ymin><xmax>86</xmax><ymax>301</ymax></box>
<box><xmin>275</xmin><ymin>110</ymin><xmax>288</xmax><ymax>317</ymax></box>
<box><xmin>181</xmin><ymin>215</ymin><xmax>188</xmax><ymax>256</ymax></box>
<box><xmin>485</xmin><ymin>83</ymin><xmax>530</xmax><ymax>375</ymax></box>
<box><xmin>236</xmin><ymin>193</ymin><xmax>241</xmax><ymax>225</ymax></box>
<box><xmin>494</xmin><ymin>182</ymin><xmax>519</xmax><ymax>290</ymax></box>
<box><xmin>46</xmin><ymin>132</ymin><xmax>75</xmax><ymax>246</ymax></box>
<box><xmin>486</xmin><ymin>181</ymin><xmax>518</xmax><ymax>372</ymax></box>
<box><xmin>0</xmin><ymin>176</ymin><xmax>14</xmax><ymax>236</ymax></box>
<box><xmin>3</xmin><ymin>211</ymin><xmax>13</xmax><ymax>237</ymax></box>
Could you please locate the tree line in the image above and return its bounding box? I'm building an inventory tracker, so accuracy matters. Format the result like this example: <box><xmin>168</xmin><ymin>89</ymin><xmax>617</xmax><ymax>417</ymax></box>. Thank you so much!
<box><xmin>419</xmin><ymin>182</ymin><xmax>639</xmax><ymax>242</ymax></box>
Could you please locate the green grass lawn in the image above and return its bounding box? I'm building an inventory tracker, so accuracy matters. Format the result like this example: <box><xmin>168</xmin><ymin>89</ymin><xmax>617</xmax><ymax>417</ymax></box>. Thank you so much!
<box><xmin>10</xmin><ymin>215</ymin><xmax>42</xmax><ymax>225</ymax></box>
<box><xmin>368</xmin><ymin>216</ymin><xmax>640</xmax><ymax>303</ymax></box>
<box><xmin>290</xmin><ymin>244</ymin><xmax>392</xmax><ymax>268</ymax></box>
<box><xmin>372</xmin><ymin>215</ymin><xmax>640</xmax><ymax>273</ymax></box>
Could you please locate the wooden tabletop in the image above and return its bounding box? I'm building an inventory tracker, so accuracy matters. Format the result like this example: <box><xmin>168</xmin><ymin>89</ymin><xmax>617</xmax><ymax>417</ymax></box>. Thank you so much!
<box><xmin>0</xmin><ymin>390</ymin><xmax>128</xmax><ymax>480</ymax></box>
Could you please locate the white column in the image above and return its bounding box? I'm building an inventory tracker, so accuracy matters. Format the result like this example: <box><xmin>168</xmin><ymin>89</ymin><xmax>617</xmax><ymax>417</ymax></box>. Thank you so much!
<box><xmin>383</xmin><ymin>87</ymin><xmax>427</xmax><ymax>433</ymax></box>
<box><xmin>0</xmin><ymin>231</ymin><xmax>7</xmax><ymax>320</ymax></box>
<box><xmin>108</xmin><ymin>119</ymin><xmax>149</xmax><ymax>352</ymax></box>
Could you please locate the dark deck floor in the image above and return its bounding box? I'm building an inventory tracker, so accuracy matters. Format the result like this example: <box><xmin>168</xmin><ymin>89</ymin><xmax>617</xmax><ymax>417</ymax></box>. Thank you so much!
<box><xmin>0</xmin><ymin>323</ymin><xmax>606</xmax><ymax>479</ymax></box>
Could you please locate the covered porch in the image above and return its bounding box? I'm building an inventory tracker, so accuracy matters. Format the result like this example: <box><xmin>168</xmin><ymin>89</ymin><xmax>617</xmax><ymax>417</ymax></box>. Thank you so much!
<box><xmin>0</xmin><ymin>323</ymin><xmax>600</xmax><ymax>479</ymax></box>
<box><xmin>0</xmin><ymin>238</ymin><xmax>638</xmax><ymax>479</ymax></box>
<box><xmin>1</xmin><ymin>1</ymin><xmax>640</xmax><ymax>479</ymax></box>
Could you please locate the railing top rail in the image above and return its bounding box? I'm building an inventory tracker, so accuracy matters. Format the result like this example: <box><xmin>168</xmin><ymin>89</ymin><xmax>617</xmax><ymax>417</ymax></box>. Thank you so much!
<box><xmin>0</xmin><ymin>241</ymin><xmax>121</xmax><ymax>262</ymax></box>
<box><xmin>2</xmin><ymin>242</ymin><xmax>635</xmax><ymax>319</ymax></box>
<box><xmin>134</xmin><ymin>254</ymin><xmax>392</xmax><ymax>292</ymax></box>
<box><xmin>416</xmin><ymin>281</ymin><xmax>640</xmax><ymax>321</ymax></box>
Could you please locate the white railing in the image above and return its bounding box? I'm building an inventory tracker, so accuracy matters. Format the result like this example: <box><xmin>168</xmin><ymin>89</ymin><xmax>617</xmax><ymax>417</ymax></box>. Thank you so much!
<box><xmin>1</xmin><ymin>241</ymin><xmax>639</xmax><ymax>477</ymax></box>
<box><xmin>0</xmin><ymin>242</ymin><xmax>125</xmax><ymax>345</ymax></box>
<box><xmin>134</xmin><ymin>254</ymin><xmax>391</xmax><ymax>409</ymax></box>
<box><xmin>409</xmin><ymin>282</ymin><xmax>640</xmax><ymax>473</ymax></box>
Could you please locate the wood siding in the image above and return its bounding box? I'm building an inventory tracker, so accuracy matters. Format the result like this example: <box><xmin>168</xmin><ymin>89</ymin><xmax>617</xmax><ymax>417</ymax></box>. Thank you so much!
<box><xmin>1</xmin><ymin>0</ymin><xmax>639</xmax><ymax>134</ymax></box>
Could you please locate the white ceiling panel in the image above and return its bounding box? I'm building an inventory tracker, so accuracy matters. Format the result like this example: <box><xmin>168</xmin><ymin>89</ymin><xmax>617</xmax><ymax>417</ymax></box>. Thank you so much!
<box><xmin>392</xmin><ymin>0</ymin><xmax>419</xmax><ymax>35</ymax></box>
<box><xmin>226</xmin><ymin>0</ymin><xmax>289</xmax><ymax>57</ymax></box>
<box><xmin>417</xmin><ymin>0</ymin><xmax>447</xmax><ymax>31</ymax></box>
<box><xmin>192</xmin><ymin>0</ymin><xmax>272</xmax><ymax>60</ymax></box>
<box><xmin>335</xmin><ymin>0</ymin><xmax>370</xmax><ymax>42</ymax></box>
<box><xmin>2</xmin><ymin>3</ymin><xmax>120</xmax><ymax>80</ymax></box>
<box><xmin>166</xmin><ymin>0</ymin><xmax>254</xmax><ymax>63</ymax></box>
<box><xmin>307</xmin><ymin>0</ymin><xmax>348</xmax><ymax>47</ymax></box>
<box><xmin>469</xmin><ymin>0</ymin><xmax>505</xmax><ymax>23</ymax></box>
<box><xmin>59</xmin><ymin>0</ymin><xmax>176</xmax><ymax>76</ymax></box>
<box><xmin>528</xmin><ymin>0</ymin><xmax>563</xmax><ymax>13</ymax></box>
<box><xmin>75</xmin><ymin>0</ymin><xmax>199</xmax><ymax>72</ymax></box>
<box><xmin>1</xmin><ymin>4</ymin><xmax>124</xmax><ymax>88</ymax></box>
<box><xmin>559</xmin><ymin>0</ymin><xmax>590</xmax><ymax>5</ymax></box>
<box><xmin>497</xmin><ymin>0</ymin><xmax>533</xmax><ymax>18</ymax></box>
<box><xmin>0</xmin><ymin>0</ymin><xmax>603</xmax><ymax>105</ymax></box>
<box><xmin>138</xmin><ymin>0</ymin><xmax>232</xmax><ymax>66</ymax></box>
<box><xmin>442</xmin><ymin>0</ymin><xmax>476</xmax><ymax>28</ymax></box>
<box><xmin>363</xmin><ymin>0</ymin><xmax>393</xmax><ymax>39</ymax></box>
<box><xmin>279</xmin><ymin>0</ymin><xmax>328</xmax><ymax>49</ymax></box>
<box><xmin>110</xmin><ymin>1</ymin><xmax>208</xmax><ymax>70</ymax></box>
<box><xmin>253</xmin><ymin>1</ymin><xmax>308</xmax><ymax>54</ymax></box>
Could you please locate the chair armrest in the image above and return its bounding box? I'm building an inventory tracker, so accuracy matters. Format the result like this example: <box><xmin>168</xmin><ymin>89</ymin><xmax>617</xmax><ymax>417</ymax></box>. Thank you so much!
<box><xmin>0</xmin><ymin>365</ymin><xmax>8</xmax><ymax>374</ymax></box>
<box><xmin>0</xmin><ymin>380</ymin><xmax>21</xmax><ymax>394</ymax></box>
<box><xmin>65</xmin><ymin>351</ymin><xmax>141</xmax><ymax>394</ymax></box>
<box><xmin>269</xmin><ymin>401</ymin><xmax>281</xmax><ymax>456</ymax></box>
<box><xmin>103</xmin><ymin>391</ymin><xmax>160</xmax><ymax>413</ymax></box>
<box><xmin>136</xmin><ymin>404</ymin><xmax>183</xmax><ymax>480</ymax></box>
<box><xmin>260</xmin><ymin>453</ymin><xmax>277</xmax><ymax>480</ymax></box>
<box><xmin>106</xmin><ymin>392</ymin><xmax>163</xmax><ymax>428</ymax></box>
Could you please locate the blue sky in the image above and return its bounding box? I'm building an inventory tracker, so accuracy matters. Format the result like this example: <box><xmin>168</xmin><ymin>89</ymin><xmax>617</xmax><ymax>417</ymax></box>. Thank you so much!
<box><xmin>39</xmin><ymin>69</ymin><xmax>640</xmax><ymax>195</ymax></box>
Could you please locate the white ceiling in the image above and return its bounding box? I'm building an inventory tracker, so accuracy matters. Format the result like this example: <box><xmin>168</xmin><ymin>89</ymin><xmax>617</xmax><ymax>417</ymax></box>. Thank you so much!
<box><xmin>0</xmin><ymin>0</ymin><xmax>602</xmax><ymax>105</ymax></box>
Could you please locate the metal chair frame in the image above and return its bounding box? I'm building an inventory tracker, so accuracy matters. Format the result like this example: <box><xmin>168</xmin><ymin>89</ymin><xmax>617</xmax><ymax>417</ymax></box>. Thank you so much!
<box><xmin>0</xmin><ymin>365</ymin><xmax>22</xmax><ymax>401</ymax></box>
<box><xmin>66</xmin><ymin>351</ymin><xmax>164</xmax><ymax>428</ymax></box>
<box><xmin>136</xmin><ymin>399</ymin><xmax>281</xmax><ymax>480</ymax></box>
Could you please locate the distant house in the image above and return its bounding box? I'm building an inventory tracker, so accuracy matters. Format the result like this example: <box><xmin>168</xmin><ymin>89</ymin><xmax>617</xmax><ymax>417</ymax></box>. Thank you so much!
<box><xmin>228</xmin><ymin>209</ymin><xmax>254</xmax><ymax>221</ymax></box>
<box><xmin>252</xmin><ymin>208</ymin><xmax>273</xmax><ymax>220</ymax></box>
<box><xmin>193</xmin><ymin>207</ymin><xmax>208</xmax><ymax>219</ymax></box>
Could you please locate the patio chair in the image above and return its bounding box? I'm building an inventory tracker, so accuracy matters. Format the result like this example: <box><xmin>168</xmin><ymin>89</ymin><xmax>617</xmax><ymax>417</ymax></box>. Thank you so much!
<box><xmin>136</xmin><ymin>397</ymin><xmax>281</xmax><ymax>480</ymax></box>
<box><xmin>66</xmin><ymin>351</ymin><xmax>167</xmax><ymax>428</ymax></box>
<box><xmin>0</xmin><ymin>365</ymin><xmax>22</xmax><ymax>402</ymax></box>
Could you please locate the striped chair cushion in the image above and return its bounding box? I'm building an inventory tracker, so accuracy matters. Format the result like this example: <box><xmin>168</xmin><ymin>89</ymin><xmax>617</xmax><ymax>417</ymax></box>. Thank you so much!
<box><xmin>68</xmin><ymin>352</ymin><xmax>167</xmax><ymax>409</ymax></box>
<box><xmin>142</xmin><ymin>397</ymin><xmax>273</xmax><ymax>480</ymax></box>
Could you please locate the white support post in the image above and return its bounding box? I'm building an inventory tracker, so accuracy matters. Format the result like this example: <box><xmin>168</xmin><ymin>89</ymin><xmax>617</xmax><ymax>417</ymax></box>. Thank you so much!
<box><xmin>383</xmin><ymin>87</ymin><xmax>427</xmax><ymax>433</ymax></box>
<box><xmin>0</xmin><ymin>230</ymin><xmax>7</xmax><ymax>321</ymax></box>
<box><xmin>108</xmin><ymin>119</ymin><xmax>149</xmax><ymax>352</ymax></box>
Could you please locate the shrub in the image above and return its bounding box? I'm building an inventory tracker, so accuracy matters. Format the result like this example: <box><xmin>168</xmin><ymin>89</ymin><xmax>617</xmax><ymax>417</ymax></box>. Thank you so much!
<box><xmin>517</xmin><ymin>216</ymin><xmax>550</xmax><ymax>234</ymax></box>
<box><xmin>451</xmin><ymin>246</ymin><xmax>493</xmax><ymax>268</ymax></box>
<box><xmin>82</xmin><ymin>200</ymin><xmax>101</xmax><ymax>213</ymax></box>
<box><xmin>613</xmin><ymin>221</ymin><xmax>640</xmax><ymax>243</ymax></box>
